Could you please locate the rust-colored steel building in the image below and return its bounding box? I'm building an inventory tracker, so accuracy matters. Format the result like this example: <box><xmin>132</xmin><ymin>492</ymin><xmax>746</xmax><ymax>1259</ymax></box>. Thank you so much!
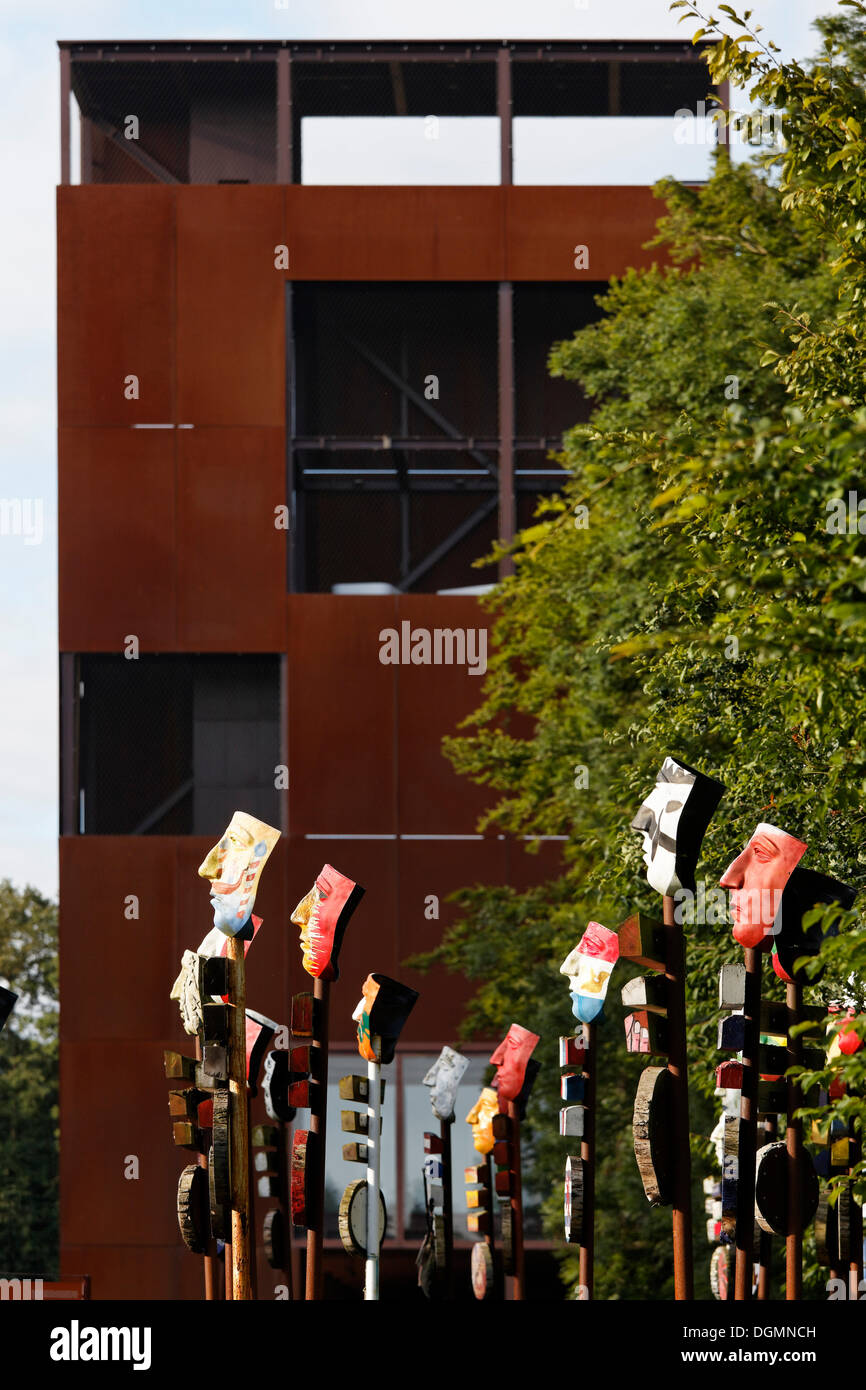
<box><xmin>57</xmin><ymin>37</ymin><xmax>715</xmax><ymax>1299</ymax></box>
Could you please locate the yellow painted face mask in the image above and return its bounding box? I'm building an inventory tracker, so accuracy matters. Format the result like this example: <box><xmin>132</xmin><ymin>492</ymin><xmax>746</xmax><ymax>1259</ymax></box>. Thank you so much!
<box><xmin>465</xmin><ymin>1087</ymin><xmax>499</xmax><ymax>1156</ymax></box>
<box><xmin>198</xmin><ymin>811</ymin><xmax>280</xmax><ymax>937</ymax></box>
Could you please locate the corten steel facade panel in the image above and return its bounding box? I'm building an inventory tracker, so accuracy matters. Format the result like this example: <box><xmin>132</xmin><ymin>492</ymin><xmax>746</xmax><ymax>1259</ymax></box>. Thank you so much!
<box><xmin>284</xmin><ymin>186</ymin><xmax>505</xmax><ymax>280</ymax></box>
<box><xmin>394</xmin><ymin>594</ymin><xmax>494</xmax><ymax>835</ymax></box>
<box><xmin>176</xmin><ymin>427</ymin><xmax>287</xmax><ymax>650</ymax></box>
<box><xmin>59</xmin><ymin>837</ymin><xmax>178</xmax><ymax>1043</ymax></box>
<box><xmin>59</xmin><ymin>428</ymin><xmax>177</xmax><ymax>652</ymax></box>
<box><xmin>505</xmin><ymin>185</ymin><xmax>662</xmax><ymax>280</ymax></box>
<box><xmin>57</xmin><ymin>187</ymin><xmax>175</xmax><ymax>427</ymax></box>
<box><xmin>286</xmin><ymin>595</ymin><xmax>399</xmax><ymax>836</ymax></box>
<box><xmin>175</xmin><ymin>186</ymin><xmax>285</xmax><ymax>426</ymax></box>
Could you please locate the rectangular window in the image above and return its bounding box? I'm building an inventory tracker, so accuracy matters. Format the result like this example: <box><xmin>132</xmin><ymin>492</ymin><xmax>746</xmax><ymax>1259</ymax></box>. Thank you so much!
<box><xmin>76</xmin><ymin>654</ymin><xmax>280</xmax><ymax>835</ymax></box>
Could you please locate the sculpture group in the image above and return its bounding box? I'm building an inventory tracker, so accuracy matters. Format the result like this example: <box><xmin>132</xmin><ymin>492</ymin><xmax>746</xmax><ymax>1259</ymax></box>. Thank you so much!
<box><xmin>163</xmin><ymin>770</ymin><xmax>863</xmax><ymax>1300</ymax></box>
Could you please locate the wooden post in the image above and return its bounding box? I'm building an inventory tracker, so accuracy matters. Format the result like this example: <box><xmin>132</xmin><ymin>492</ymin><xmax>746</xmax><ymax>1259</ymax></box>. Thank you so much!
<box><xmin>507</xmin><ymin>1100</ymin><xmax>525</xmax><ymax>1301</ymax></box>
<box><xmin>439</xmin><ymin>1114</ymin><xmax>455</xmax><ymax>1298</ymax></box>
<box><xmin>757</xmin><ymin>1115</ymin><xmax>775</xmax><ymax>1300</ymax></box>
<box><xmin>579</xmin><ymin>1022</ymin><xmax>596</xmax><ymax>1300</ymax></box>
<box><xmin>365</xmin><ymin>1039</ymin><xmax>383</xmax><ymax>1301</ymax></box>
<box><xmin>735</xmin><ymin>947</ymin><xmax>761</xmax><ymax>1301</ymax></box>
<box><xmin>849</xmin><ymin>1136</ymin><xmax>863</xmax><ymax>1301</ymax></box>
<box><xmin>226</xmin><ymin>937</ymin><xmax>251</xmax><ymax>1300</ymax></box>
<box><xmin>305</xmin><ymin>976</ymin><xmax>330</xmax><ymax>1299</ymax></box>
<box><xmin>247</xmin><ymin>1094</ymin><xmax>258</xmax><ymax>1301</ymax></box>
<box><xmin>662</xmin><ymin>894</ymin><xmax>694</xmax><ymax>1299</ymax></box>
<box><xmin>277</xmin><ymin>1119</ymin><xmax>293</xmax><ymax>1299</ymax></box>
<box><xmin>194</xmin><ymin>1036</ymin><xmax>219</xmax><ymax>1301</ymax></box>
<box><xmin>785</xmin><ymin>980</ymin><xmax>803</xmax><ymax>1300</ymax></box>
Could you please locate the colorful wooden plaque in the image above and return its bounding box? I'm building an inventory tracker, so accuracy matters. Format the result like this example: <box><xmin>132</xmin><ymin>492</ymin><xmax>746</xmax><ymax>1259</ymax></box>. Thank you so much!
<box><xmin>617</xmin><ymin>913</ymin><xmax>666</xmax><ymax>971</ymax></box>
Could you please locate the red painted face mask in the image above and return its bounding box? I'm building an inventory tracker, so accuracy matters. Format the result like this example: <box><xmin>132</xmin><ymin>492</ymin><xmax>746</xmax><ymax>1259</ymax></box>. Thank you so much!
<box><xmin>719</xmin><ymin>823</ymin><xmax>807</xmax><ymax>951</ymax></box>
<box><xmin>489</xmin><ymin>1023</ymin><xmax>540</xmax><ymax>1105</ymax></box>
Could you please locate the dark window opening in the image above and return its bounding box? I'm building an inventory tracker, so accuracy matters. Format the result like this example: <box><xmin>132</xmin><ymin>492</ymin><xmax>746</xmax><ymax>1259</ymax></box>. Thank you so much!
<box><xmin>77</xmin><ymin>655</ymin><xmax>280</xmax><ymax>835</ymax></box>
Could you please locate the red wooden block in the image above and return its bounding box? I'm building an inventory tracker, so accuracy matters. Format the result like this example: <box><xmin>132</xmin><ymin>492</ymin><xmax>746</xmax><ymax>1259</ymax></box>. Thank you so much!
<box><xmin>716</xmin><ymin>1060</ymin><xmax>743</xmax><ymax>1089</ymax></box>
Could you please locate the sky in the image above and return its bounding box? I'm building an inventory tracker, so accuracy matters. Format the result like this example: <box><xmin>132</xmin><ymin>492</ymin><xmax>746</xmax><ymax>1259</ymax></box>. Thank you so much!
<box><xmin>0</xmin><ymin>0</ymin><xmax>837</xmax><ymax>899</ymax></box>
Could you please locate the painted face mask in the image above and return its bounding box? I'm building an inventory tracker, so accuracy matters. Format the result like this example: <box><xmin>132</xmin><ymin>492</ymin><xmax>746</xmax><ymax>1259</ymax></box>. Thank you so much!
<box><xmin>489</xmin><ymin>1023</ymin><xmax>540</xmax><ymax>1104</ymax></box>
<box><xmin>352</xmin><ymin>973</ymin><xmax>419</xmax><ymax>1066</ymax></box>
<box><xmin>198</xmin><ymin>811</ymin><xmax>280</xmax><ymax>938</ymax></box>
<box><xmin>423</xmin><ymin>1045</ymin><xmax>470</xmax><ymax>1122</ymax></box>
<box><xmin>631</xmin><ymin>756</ymin><xmax>725</xmax><ymax>897</ymax></box>
<box><xmin>719</xmin><ymin>823</ymin><xmax>807</xmax><ymax>951</ymax></box>
<box><xmin>465</xmin><ymin>1087</ymin><xmax>499</xmax><ymax>1156</ymax></box>
<box><xmin>290</xmin><ymin>864</ymin><xmax>364</xmax><ymax>982</ymax></box>
<box><xmin>769</xmin><ymin>865</ymin><xmax>855</xmax><ymax>983</ymax></box>
<box><xmin>560</xmin><ymin>921</ymin><xmax>619</xmax><ymax>1024</ymax></box>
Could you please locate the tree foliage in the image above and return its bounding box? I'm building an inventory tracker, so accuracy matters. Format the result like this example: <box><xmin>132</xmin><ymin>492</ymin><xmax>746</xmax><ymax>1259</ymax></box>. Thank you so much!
<box><xmin>0</xmin><ymin>880</ymin><xmax>59</xmax><ymax>1276</ymax></box>
<box><xmin>416</xmin><ymin>2</ymin><xmax>866</xmax><ymax>1298</ymax></box>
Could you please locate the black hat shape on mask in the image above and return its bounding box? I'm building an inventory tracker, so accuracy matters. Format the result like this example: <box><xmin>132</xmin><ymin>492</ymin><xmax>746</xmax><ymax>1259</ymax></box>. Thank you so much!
<box><xmin>631</xmin><ymin>755</ymin><xmax>725</xmax><ymax>896</ymax></box>
<box><xmin>0</xmin><ymin>986</ymin><xmax>17</xmax><ymax>1034</ymax></box>
<box><xmin>367</xmin><ymin>974</ymin><xmax>420</xmax><ymax>1065</ymax></box>
<box><xmin>771</xmin><ymin>865</ymin><xmax>857</xmax><ymax>984</ymax></box>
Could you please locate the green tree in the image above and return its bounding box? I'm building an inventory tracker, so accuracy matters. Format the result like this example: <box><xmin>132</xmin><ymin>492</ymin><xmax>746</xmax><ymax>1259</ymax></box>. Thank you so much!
<box><xmin>416</xmin><ymin>1</ymin><xmax>866</xmax><ymax>1298</ymax></box>
<box><xmin>0</xmin><ymin>880</ymin><xmax>59</xmax><ymax>1276</ymax></box>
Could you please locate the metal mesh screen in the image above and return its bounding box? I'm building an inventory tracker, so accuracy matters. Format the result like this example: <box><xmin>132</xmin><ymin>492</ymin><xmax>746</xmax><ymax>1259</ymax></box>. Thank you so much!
<box><xmin>512</xmin><ymin>54</ymin><xmax>714</xmax><ymax>118</ymax></box>
<box><xmin>72</xmin><ymin>58</ymin><xmax>277</xmax><ymax>184</ymax></box>
<box><xmin>78</xmin><ymin>654</ymin><xmax>280</xmax><ymax>835</ymax></box>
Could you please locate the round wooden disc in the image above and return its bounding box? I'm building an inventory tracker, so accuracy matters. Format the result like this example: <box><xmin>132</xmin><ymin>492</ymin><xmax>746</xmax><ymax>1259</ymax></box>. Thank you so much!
<box><xmin>564</xmin><ymin>1154</ymin><xmax>585</xmax><ymax>1245</ymax></box>
<box><xmin>815</xmin><ymin>1190</ymin><xmax>837</xmax><ymax>1266</ymax></box>
<box><xmin>754</xmin><ymin>1141</ymin><xmax>819</xmax><ymax>1236</ymax></box>
<box><xmin>337</xmin><ymin>1178</ymin><xmax>387</xmax><ymax>1257</ymax></box>
<box><xmin>710</xmin><ymin>1244</ymin><xmax>732</xmax><ymax>1301</ymax></box>
<box><xmin>263</xmin><ymin>1207</ymin><xmax>285</xmax><ymax>1269</ymax></box>
<box><xmin>177</xmin><ymin>1164</ymin><xmax>209</xmax><ymax>1255</ymax></box>
<box><xmin>470</xmin><ymin>1239</ymin><xmax>494</xmax><ymax>1300</ymax></box>
<box><xmin>633</xmin><ymin>1066</ymin><xmax>673</xmax><ymax>1206</ymax></box>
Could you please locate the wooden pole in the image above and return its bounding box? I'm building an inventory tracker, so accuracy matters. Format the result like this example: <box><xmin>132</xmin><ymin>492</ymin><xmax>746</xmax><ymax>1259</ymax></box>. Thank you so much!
<box><xmin>507</xmin><ymin>1100</ymin><xmax>525</xmax><ymax>1301</ymax></box>
<box><xmin>195</xmin><ymin>1036</ymin><xmax>219</xmax><ymax>1300</ymax></box>
<box><xmin>226</xmin><ymin>936</ymin><xmax>251</xmax><ymax>1300</ymax></box>
<box><xmin>364</xmin><ymin>1039</ymin><xmax>382</xmax><ymax>1301</ymax></box>
<box><xmin>439</xmin><ymin>1114</ymin><xmax>455</xmax><ymax>1299</ymax></box>
<box><xmin>662</xmin><ymin>894</ymin><xmax>694</xmax><ymax>1299</ymax></box>
<box><xmin>848</xmin><ymin>1137</ymin><xmax>863</xmax><ymax>1302</ymax></box>
<box><xmin>277</xmin><ymin>1118</ymin><xmax>293</xmax><ymax>1299</ymax></box>
<box><xmin>247</xmin><ymin>1094</ymin><xmax>258</xmax><ymax>1301</ymax></box>
<box><xmin>785</xmin><ymin>979</ymin><xmax>803</xmax><ymax>1300</ymax></box>
<box><xmin>305</xmin><ymin>976</ymin><xmax>330</xmax><ymax>1300</ymax></box>
<box><xmin>735</xmin><ymin>946</ymin><xmax>761</xmax><ymax>1300</ymax></box>
<box><xmin>579</xmin><ymin>1021</ymin><xmax>596</xmax><ymax>1300</ymax></box>
<box><xmin>485</xmin><ymin>1152</ymin><xmax>499</xmax><ymax>1296</ymax></box>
